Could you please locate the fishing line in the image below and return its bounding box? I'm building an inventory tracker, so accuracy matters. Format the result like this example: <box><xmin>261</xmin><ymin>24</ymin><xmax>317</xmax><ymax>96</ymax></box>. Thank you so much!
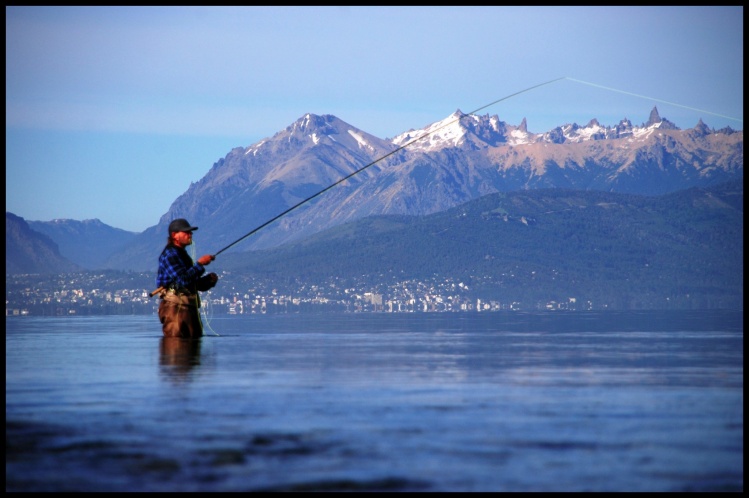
<box><xmin>189</xmin><ymin>241</ymin><xmax>220</xmax><ymax>336</ymax></box>
<box><xmin>565</xmin><ymin>77</ymin><xmax>743</xmax><ymax>123</ymax></box>
<box><xmin>201</xmin><ymin>293</ymin><xmax>219</xmax><ymax>336</ymax></box>
<box><xmin>213</xmin><ymin>77</ymin><xmax>567</xmax><ymax>256</ymax></box>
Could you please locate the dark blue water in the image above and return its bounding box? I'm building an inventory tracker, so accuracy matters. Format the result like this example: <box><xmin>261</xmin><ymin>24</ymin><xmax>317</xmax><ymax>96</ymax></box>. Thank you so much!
<box><xmin>5</xmin><ymin>310</ymin><xmax>743</xmax><ymax>491</ymax></box>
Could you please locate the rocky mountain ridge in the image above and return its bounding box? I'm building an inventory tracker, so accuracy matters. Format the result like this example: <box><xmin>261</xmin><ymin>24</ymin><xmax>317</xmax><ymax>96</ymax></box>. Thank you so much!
<box><xmin>8</xmin><ymin>107</ymin><xmax>743</xmax><ymax>273</ymax></box>
<box><xmin>27</xmin><ymin>218</ymin><xmax>137</xmax><ymax>269</ymax></box>
<box><xmin>5</xmin><ymin>213</ymin><xmax>82</xmax><ymax>275</ymax></box>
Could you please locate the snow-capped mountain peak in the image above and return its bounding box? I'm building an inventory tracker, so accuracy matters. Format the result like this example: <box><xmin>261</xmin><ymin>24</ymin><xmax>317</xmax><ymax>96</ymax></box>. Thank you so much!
<box><xmin>391</xmin><ymin>110</ymin><xmax>470</xmax><ymax>151</ymax></box>
<box><xmin>391</xmin><ymin>109</ymin><xmax>521</xmax><ymax>152</ymax></box>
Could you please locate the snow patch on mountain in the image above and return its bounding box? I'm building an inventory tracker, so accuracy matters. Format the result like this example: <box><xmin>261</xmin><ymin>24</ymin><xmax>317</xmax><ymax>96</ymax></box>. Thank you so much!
<box><xmin>508</xmin><ymin>129</ymin><xmax>533</xmax><ymax>145</ymax></box>
<box><xmin>348</xmin><ymin>129</ymin><xmax>375</xmax><ymax>151</ymax></box>
<box><xmin>245</xmin><ymin>140</ymin><xmax>267</xmax><ymax>156</ymax></box>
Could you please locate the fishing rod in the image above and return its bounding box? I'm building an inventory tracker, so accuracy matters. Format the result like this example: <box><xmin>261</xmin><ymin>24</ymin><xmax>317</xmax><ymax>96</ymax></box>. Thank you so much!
<box><xmin>151</xmin><ymin>80</ymin><xmax>568</xmax><ymax>299</ymax></box>
<box><xmin>211</xmin><ymin>76</ymin><xmax>567</xmax><ymax>257</ymax></box>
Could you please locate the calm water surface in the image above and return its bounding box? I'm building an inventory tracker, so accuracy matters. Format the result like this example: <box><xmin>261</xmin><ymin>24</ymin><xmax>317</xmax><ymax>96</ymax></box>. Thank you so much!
<box><xmin>6</xmin><ymin>310</ymin><xmax>743</xmax><ymax>491</ymax></box>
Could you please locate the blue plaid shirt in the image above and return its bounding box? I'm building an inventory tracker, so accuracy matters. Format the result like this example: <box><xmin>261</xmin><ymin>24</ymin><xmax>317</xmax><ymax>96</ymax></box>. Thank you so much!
<box><xmin>156</xmin><ymin>244</ymin><xmax>206</xmax><ymax>292</ymax></box>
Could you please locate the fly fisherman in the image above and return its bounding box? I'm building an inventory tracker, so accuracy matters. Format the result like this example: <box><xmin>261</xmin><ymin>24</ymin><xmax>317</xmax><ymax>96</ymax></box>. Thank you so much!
<box><xmin>155</xmin><ymin>218</ymin><xmax>219</xmax><ymax>338</ymax></box>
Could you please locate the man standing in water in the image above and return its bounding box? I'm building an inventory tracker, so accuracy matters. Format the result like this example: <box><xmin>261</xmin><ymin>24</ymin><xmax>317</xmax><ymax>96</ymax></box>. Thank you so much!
<box><xmin>155</xmin><ymin>218</ymin><xmax>219</xmax><ymax>338</ymax></box>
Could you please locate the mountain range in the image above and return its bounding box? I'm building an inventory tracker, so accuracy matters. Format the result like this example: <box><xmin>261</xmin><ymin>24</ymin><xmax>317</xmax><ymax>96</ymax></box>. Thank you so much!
<box><xmin>6</xmin><ymin>107</ymin><xmax>743</xmax><ymax>278</ymax></box>
<box><xmin>5</xmin><ymin>213</ymin><xmax>83</xmax><ymax>275</ymax></box>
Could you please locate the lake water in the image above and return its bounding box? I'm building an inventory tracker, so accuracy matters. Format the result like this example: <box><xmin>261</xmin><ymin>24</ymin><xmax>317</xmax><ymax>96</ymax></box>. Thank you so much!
<box><xmin>5</xmin><ymin>310</ymin><xmax>743</xmax><ymax>492</ymax></box>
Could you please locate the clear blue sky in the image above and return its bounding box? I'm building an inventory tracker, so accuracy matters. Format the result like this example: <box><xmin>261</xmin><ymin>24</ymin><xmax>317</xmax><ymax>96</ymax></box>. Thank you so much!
<box><xmin>6</xmin><ymin>6</ymin><xmax>743</xmax><ymax>232</ymax></box>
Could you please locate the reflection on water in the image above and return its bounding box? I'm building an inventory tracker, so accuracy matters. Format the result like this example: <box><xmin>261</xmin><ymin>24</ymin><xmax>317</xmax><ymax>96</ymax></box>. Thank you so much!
<box><xmin>159</xmin><ymin>337</ymin><xmax>202</xmax><ymax>383</ymax></box>
<box><xmin>5</xmin><ymin>311</ymin><xmax>744</xmax><ymax>492</ymax></box>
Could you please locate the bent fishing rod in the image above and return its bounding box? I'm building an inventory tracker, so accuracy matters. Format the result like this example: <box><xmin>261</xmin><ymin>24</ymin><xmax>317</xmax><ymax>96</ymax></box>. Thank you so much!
<box><xmin>150</xmin><ymin>77</ymin><xmax>557</xmax><ymax>300</ymax></box>
<box><xmin>210</xmin><ymin>77</ymin><xmax>567</xmax><ymax>258</ymax></box>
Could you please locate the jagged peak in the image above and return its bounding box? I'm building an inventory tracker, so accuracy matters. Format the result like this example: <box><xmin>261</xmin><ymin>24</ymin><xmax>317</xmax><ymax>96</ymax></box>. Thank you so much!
<box><xmin>716</xmin><ymin>125</ymin><xmax>737</xmax><ymax>135</ymax></box>
<box><xmin>617</xmin><ymin>118</ymin><xmax>633</xmax><ymax>129</ymax></box>
<box><xmin>518</xmin><ymin>118</ymin><xmax>528</xmax><ymax>133</ymax></box>
<box><xmin>643</xmin><ymin>106</ymin><xmax>680</xmax><ymax>131</ymax></box>
<box><xmin>692</xmin><ymin>118</ymin><xmax>712</xmax><ymax>137</ymax></box>
<box><xmin>646</xmin><ymin>106</ymin><xmax>661</xmax><ymax>126</ymax></box>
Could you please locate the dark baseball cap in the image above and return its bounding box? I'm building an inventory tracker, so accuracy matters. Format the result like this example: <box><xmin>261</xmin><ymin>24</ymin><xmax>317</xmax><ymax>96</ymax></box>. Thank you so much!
<box><xmin>168</xmin><ymin>218</ymin><xmax>198</xmax><ymax>234</ymax></box>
